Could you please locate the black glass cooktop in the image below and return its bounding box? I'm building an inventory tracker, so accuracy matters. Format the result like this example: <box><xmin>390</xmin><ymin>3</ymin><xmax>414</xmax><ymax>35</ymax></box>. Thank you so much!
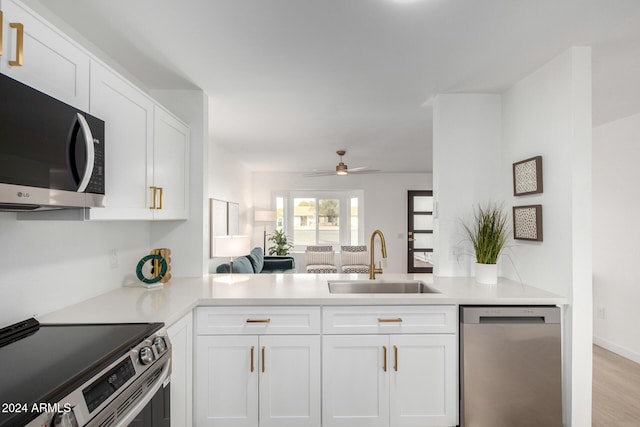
<box><xmin>0</xmin><ymin>321</ymin><xmax>163</xmax><ymax>427</ymax></box>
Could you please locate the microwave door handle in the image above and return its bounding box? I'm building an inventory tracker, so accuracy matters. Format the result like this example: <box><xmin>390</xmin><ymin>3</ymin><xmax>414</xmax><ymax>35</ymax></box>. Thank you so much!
<box><xmin>74</xmin><ymin>113</ymin><xmax>95</xmax><ymax>193</ymax></box>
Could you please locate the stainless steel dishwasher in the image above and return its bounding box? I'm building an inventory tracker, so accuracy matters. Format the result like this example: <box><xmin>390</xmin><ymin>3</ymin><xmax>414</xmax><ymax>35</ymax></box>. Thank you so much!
<box><xmin>460</xmin><ymin>306</ymin><xmax>563</xmax><ymax>427</ymax></box>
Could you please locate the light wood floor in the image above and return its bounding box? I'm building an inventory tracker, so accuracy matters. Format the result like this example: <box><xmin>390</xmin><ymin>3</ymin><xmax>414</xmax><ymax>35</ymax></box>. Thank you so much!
<box><xmin>592</xmin><ymin>345</ymin><xmax>640</xmax><ymax>426</ymax></box>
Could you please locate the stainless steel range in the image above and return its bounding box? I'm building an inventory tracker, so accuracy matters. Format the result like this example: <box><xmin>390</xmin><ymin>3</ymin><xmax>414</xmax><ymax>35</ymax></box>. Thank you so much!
<box><xmin>0</xmin><ymin>319</ymin><xmax>171</xmax><ymax>427</ymax></box>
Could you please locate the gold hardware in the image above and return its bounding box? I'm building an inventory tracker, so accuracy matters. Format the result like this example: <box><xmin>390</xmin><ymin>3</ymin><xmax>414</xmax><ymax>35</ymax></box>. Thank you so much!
<box><xmin>408</xmin><ymin>231</ymin><xmax>413</xmax><ymax>236</ymax></box>
<box><xmin>0</xmin><ymin>11</ymin><xmax>4</xmax><ymax>57</ymax></box>
<box><xmin>250</xmin><ymin>346</ymin><xmax>255</xmax><ymax>372</ymax></box>
<box><xmin>408</xmin><ymin>238</ymin><xmax>414</xmax><ymax>242</ymax></box>
<box><xmin>383</xmin><ymin>346</ymin><xmax>387</xmax><ymax>372</ymax></box>
<box><xmin>261</xmin><ymin>346</ymin><xmax>266</xmax><ymax>373</ymax></box>
<box><xmin>246</xmin><ymin>319</ymin><xmax>271</xmax><ymax>323</ymax></box>
<box><xmin>394</xmin><ymin>345</ymin><xmax>398</xmax><ymax>372</ymax></box>
<box><xmin>9</xmin><ymin>22</ymin><xmax>23</xmax><ymax>67</ymax></box>
<box><xmin>149</xmin><ymin>186</ymin><xmax>158</xmax><ymax>209</ymax></box>
<box><xmin>369</xmin><ymin>229</ymin><xmax>388</xmax><ymax>280</ymax></box>
<box><xmin>378</xmin><ymin>318</ymin><xmax>403</xmax><ymax>323</ymax></box>
<box><xmin>157</xmin><ymin>186</ymin><xmax>163</xmax><ymax>210</ymax></box>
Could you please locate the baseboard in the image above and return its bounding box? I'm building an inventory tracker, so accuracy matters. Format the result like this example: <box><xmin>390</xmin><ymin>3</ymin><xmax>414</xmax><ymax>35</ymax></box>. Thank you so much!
<box><xmin>593</xmin><ymin>336</ymin><xmax>640</xmax><ymax>364</ymax></box>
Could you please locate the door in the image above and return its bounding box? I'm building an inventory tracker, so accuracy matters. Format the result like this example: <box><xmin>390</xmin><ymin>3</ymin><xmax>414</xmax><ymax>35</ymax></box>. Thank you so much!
<box><xmin>87</xmin><ymin>60</ymin><xmax>155</xmax><ymax>220</ymax></box>
<box><xmin>196</xmin><ymin>335</ymin><xmax>259</xmax><ymax>427</ymax></box>
<box><xmin>0</xmin><ymin>0</ymin><xmax>90</xmax><ymax>110</ymax></box>
<box><xmin>259</xmin><ymin>335</ymin><xmax>321</xmax><ymax>427</ymax></box>
<box><xmin>152</xmin><ymin>105</ymin><xmax>189</xmax><ymax>220</ymax></box>
<box><xmin>389</xmin><ymin>335</ymin><xmax>457</xmax><ymax>427</ymax></box>
<box><xmin>322</xmin><ymin>335</ymin><xmax>389</xmax><ymax>427</ymax></box>
<box><xmin>408</xmin><ymin>191</ymin><xmax>434</xmax><ymax>273</ymax></box>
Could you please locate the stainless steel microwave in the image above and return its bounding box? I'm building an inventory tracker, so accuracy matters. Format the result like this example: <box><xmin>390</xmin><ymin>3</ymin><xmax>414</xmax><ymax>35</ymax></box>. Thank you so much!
<box><xmin>0</xmin><ymin>73</ymin><xmax>105</xmax><ymax>211</ymax></box>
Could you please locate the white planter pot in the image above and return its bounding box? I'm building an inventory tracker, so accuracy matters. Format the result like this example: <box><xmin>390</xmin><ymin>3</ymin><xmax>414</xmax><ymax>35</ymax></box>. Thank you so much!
<box><xmin>475</xmin><ymin>262</ymin><xmax>498</xmax><ymax>284</ymax></box>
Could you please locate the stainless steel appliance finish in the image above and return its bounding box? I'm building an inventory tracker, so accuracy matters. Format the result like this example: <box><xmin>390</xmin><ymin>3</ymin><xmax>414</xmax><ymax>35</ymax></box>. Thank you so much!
<box><xmin>0</xmin><ymin>321</ymin><xmax>170</xmax><ymax>427</ymax></box>
<box><xmin>0</xmin><ymin>73</ymin><xmax>105</xmax><ymax>211</ymax></box>
<box><xmin>460</xmin><ymin>306</ymin><xmax>563</xmax><ymax>427</ymax></box>
<box><xmin>327</xmin><ymin>279</ymin><xmax>440</xmax><ymax>294</ymax></box>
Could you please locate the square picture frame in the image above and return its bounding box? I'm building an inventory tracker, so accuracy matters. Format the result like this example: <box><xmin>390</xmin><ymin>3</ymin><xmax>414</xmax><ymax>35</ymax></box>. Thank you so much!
<box><xmin>513</xmin><ymin>205</ymin><xmax>543</xmax><ymax>241</ymax></box>
<box><xmin>513</xmin><ymin>155</ymin><xmax>543</xmax><ymax>196</ymax></box>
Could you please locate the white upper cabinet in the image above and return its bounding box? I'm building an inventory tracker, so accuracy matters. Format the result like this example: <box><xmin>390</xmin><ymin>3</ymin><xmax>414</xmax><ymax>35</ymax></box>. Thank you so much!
<box><xmin>0</xmin><ymin>0</ymin><xmax>90</xmax><ymax>110</ymax></box>
<box><xmin>87</xmin><ymin>61</ymin><xmax>189</xmax><ymax>220</ymax></box>
<box><xmin>152</xmin><ymin>105</ymin><xmax>189</xmax><ymax>220</ymax></box>
<box><xmin>87</xmin><ymin>60</ymin><xmax>155</xmax><ymax>220</ymax></box>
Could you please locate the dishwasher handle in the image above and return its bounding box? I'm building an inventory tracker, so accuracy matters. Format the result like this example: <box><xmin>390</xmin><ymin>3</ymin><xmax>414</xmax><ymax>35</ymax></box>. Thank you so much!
<box><xmin>461</xmin><ymin>306</ymin><xmax>560</xmax><ymax>324</ymax></box>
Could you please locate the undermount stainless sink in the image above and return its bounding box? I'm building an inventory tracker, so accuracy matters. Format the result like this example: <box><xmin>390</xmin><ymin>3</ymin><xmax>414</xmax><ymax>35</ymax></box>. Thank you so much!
<box><xmin>328</xmin><ymin>280</ymin><xmax>440</xmax><ymax>294</ymax></box>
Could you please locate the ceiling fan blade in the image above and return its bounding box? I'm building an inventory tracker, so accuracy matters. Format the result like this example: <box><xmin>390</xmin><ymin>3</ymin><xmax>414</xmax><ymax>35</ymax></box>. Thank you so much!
<box><xmin>303</xmin><ymin>170</ymin><xmax>338</xmax><ymax>177</ymax></box>
<box><xmin>349</xmin><ymin>169</ymin><xmax>381</xmax><ymax>174</ymax></box>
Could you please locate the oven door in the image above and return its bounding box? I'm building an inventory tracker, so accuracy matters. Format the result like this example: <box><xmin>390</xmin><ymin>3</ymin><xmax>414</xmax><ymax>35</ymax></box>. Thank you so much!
<box><xmin>128</xmin><ymin>382</ymin><xmax>171</xmax><ymax>427</ymax></box>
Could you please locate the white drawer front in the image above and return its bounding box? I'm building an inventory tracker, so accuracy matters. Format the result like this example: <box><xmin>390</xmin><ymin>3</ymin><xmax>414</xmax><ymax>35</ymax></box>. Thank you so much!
<box><xmin>197</xmin><ymin>306</ymin><xmax>321</xmax><ymax>335</ymax></box>
<box><xmin>322</xmin><ymin>306</ymin><xmax>457</xmax><ymax>334</ymax></box>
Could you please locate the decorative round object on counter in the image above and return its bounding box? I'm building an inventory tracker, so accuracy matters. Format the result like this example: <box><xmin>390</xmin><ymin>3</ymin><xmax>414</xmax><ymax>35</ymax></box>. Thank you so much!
<box><xmin>135</xmin><ymin>254</ymin><xmax>168</xmax><ymax>285</ymax></box>
<box><xmin>151</xmin><ymin>248</ymin><xmax>172</xmax><ymax>283</ymax></box>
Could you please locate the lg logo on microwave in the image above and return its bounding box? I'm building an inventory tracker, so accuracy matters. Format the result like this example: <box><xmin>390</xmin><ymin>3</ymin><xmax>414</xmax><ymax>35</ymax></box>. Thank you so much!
<box><xmin>17</xmin><ymin>192</ymin><xmax>30</xmax><ymax>198</ymax></box>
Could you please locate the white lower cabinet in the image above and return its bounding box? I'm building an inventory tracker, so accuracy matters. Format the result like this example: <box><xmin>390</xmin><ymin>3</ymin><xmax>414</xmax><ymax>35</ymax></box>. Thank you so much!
<box><xmin>322</xmin><ymin>306</ymin><xmax>458</xmax><ymax>427</ymax></box>
<box><xmin>196</xmin><ymin>307</ymin><xmax>321</xmax><ymax>427</ymax></box>
<box><xmin>166</xmin><ymin>312</ymin><xmax>194</xmax><ymax>427</ymax></box>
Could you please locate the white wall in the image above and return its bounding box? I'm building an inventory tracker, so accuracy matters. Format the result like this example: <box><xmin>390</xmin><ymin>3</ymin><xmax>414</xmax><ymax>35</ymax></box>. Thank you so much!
<box><xmin>432</xmin><ymin>94</ymin><xmax>503</xmax><ymax>276</ymax></box>
<box><xmin>0</xmin><ymin>216</ymin><xmax>150</xmax><ymax>327</ymax></box>
<box><xmin>593</xmin><ymin>113</ymin><xmax>640</xmax><ymax>364</ymax></box>
<box><xmin>208</xmin><ymin>118</ymin><xmax>253</xmax><ymax>272</ymax></box>
<box><xmin>252</xmin><ymin>172</ymin><xmax>432</xmax><ymax>273</ymax></box>
<box><xmin>432</xmin><ymin>47</ymin><xmax>592</xmax><ymax>426</ymax></box>
<box><xmin>501</xmin><ymin>47</ymin><xmax>592</xmax><ymax>427</ymax></box>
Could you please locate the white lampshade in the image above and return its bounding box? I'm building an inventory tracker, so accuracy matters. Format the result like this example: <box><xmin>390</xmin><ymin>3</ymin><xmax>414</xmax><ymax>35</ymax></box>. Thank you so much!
<box><xmin>254</xmin><ymin>210</ymin><xmax>276</xmax><ymax>222</ymax></box>
<box><xmin>213</xmin><ymin>235</ymin><xmax>250</xmax><ymax>257</ymax></box>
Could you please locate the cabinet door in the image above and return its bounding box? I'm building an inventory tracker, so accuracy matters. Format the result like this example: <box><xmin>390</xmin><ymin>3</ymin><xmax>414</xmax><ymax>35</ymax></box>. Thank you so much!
<box><xmin>87</xmin><ymin>60</ymin><xmax>154</xmax><ymax>220</ymax></box>
<box><xmin>389</xmin><ymin>335</ymin><xmax>457</xmax><ymax>427</ymax></box>
<box><xmin>322</xmin><ymin>335</ymin><xmax>389</xmax><ymax>427</ymax></box>
<box><xmin>0</xmin><ymin>0</ymin><xmax>89</xmax><ymax>110</ymax></box>
<box><xmin>259</xmin><ymin>335</ymin><xmax>320</xmax><ymax>427</ymax></box>
<box><xmin>167</xmin><ymin>312</ymin><xmax>193</xmax><ymax>427</ymax></box>
<box><xmin>152</xmin><ymin>106</ymin><xmax>189</xmax><ymax>220</ymax></box>
<box><xmin>196</xmin><ymin>335</ymin><xmax>259</xmax><ymax>427</ymax></box>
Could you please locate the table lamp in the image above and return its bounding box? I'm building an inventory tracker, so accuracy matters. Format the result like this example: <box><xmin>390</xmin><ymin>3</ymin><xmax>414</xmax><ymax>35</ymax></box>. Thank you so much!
<box><xmin>213</xmin><ymin>235</ymin><xmax>250</xmax><ymax>283</ymax></box>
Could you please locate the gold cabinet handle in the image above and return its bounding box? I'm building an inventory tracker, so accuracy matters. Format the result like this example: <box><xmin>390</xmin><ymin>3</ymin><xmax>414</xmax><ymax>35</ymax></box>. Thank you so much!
<box><xmin>261</xmin><ymin>346</ymin><xmax>266</xmax><ymax>373</ymax></box>
<box><xmin>394</xmin><ymin>345</ymin><xmax>398</xmax><ymax>372</ymax></box>
<box><xmin>149</xmin><ymin>186</ymin><xmax>158</xmax><ymax>209</ymax></box>
<box><xmin>9</xmin><ymin>22</ymin><xmax>23</xmax><ymax>67</ymax></box>
<box><xmin>0</xmin><ymin>11</ymin><xmax>4</xmax><ymax>57</ymax></box>
<box><xmin>383</xmin><ymin>346</ymin><xmax>387</xmax><ymax>372</ymax></box>
<box><xmin>246</xmin><ymin>318</ymin><xmax>271</xmax><ymax>323</ymax></box>
<box><xmin>157</xmin><ymin>186</ymin><xmax>163</xmax><ymax>210</ymax></box>
<box><xmin>250</xmin><ymin>346</ymin><xmax>255</xmax><ymax>373</ymax></box>
<box><xmin>378</xmin><ymin>318</ymin><xmax>403</xmax><ymax>323</ymax></box>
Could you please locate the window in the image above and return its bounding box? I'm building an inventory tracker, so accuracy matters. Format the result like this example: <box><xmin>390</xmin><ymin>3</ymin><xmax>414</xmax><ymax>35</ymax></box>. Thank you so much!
<box><xmin>275</xmin><ymin>191</ymin><xmax>363</xmax><ymax>250</ymax></box>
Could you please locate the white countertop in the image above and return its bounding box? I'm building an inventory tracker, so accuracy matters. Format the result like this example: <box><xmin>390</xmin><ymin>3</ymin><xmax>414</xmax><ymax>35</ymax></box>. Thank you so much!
<box><xmin>39</xmin><ymin>273</ymin><xmax>568</xmax><ymax>326</ymax></box>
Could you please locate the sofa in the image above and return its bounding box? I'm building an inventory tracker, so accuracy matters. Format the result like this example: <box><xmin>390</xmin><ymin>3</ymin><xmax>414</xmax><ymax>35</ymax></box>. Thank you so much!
<box><xmin>216</xmin><ymin>247</ymin><xmax>296</xmax><ymax>274</ymax></box>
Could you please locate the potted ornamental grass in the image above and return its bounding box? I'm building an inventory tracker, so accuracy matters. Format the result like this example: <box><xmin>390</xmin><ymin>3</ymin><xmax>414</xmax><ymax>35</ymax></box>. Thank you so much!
<box><xmin>462</xmin><ymin>202</ymin><xmax>510</xmax><ymax>284</ymax></box>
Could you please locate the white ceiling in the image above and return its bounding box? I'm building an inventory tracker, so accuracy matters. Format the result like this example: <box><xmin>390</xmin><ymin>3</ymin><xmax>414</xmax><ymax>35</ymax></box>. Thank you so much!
<box><xmin>31</xmin><ymin>0</ymin><xmax>640</xmax><ymax>174</ymax></box>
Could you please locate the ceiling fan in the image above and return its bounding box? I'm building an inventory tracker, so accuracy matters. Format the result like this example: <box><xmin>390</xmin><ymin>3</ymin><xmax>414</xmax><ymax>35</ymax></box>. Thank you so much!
<box><xmin>304</xmin><ymin>150</ymin><xmax>381</xmax><ymax>177</ymax></box>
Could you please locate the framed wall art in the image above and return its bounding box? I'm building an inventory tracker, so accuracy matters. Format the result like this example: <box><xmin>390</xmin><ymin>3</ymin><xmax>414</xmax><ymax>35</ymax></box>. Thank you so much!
<box><xmin>513</xmin><ymin>155</ymin><xmax>543</xmax><ymax>196</ymax></box>
<box><xmin>513</xmin><ymin>205</ymin><xmax>543</xmax><ymax>241</ymax></box>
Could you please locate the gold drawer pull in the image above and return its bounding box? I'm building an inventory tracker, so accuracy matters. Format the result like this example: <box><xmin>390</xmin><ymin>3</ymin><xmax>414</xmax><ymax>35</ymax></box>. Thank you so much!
<box><xmin>9</xmin><ymin>22</ymin><xmax>23</xmax><ymax>67</ymax></box>
<box><xmin>157</xmin><ymin>186</ymin><xmax>163</xmax><ymax>210</ymax></box>
<box><xmin>378</xmin><ymin>318</ymin><xmax>403</xmax><ymax>323</ymax></box>
<box><xmin>383</xmin><ymin>346</ymin><xmax>387</xmax><ymax>372</ymax></box>
<box><xmin>246</xmin><ymin>318</ymin><xmax>271</xmax><ymax>323</ymax></box>
<box><xmin>149</xmin><ymin>186</ymin><xmax>158</xmax><ymax>209</ymax></box>
<box><xmin>394</xmin><ymin>345</ymin><xmax>399</xmax><ymax>372</ymax></box>
<box><xmin>250</xmin><ymin>346</ymin><xmax>255</xmax><ymax>373</ymax></box>
<box><xmin>261</xmin><ymin>346</ymin><xmax>266</xmax><ymax>373</ymax></box>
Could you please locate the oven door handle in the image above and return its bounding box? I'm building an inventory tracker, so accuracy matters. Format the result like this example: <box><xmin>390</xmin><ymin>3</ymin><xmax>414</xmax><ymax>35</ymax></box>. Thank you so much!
<box><xmin>113</xmin><ymin>357</ymin><xmax>171</xmax><ymax>427</ymax></box>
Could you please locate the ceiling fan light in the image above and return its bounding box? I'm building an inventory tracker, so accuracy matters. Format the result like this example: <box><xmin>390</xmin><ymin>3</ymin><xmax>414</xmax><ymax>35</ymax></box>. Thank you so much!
<box><xmin>336</xmin><ymin>162</ymin><xmax>348</xmax><ymax>175</ymax></box>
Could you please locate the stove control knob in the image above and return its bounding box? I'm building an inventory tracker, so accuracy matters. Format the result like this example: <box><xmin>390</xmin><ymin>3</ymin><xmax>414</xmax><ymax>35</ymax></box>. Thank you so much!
<box><xmin>153</xmin><ymin>336</ymin><xmax>167</xmax><ymax>354</ymax></box>
<box><xmin>53</xmin><ymin>410</ymin><xmax>79</xmax><ymax>427</ymax></box>
<box><xmin>139</xmin><ymin>346</ymin><xmax>156</xmax><ymax>365</ymax></box>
